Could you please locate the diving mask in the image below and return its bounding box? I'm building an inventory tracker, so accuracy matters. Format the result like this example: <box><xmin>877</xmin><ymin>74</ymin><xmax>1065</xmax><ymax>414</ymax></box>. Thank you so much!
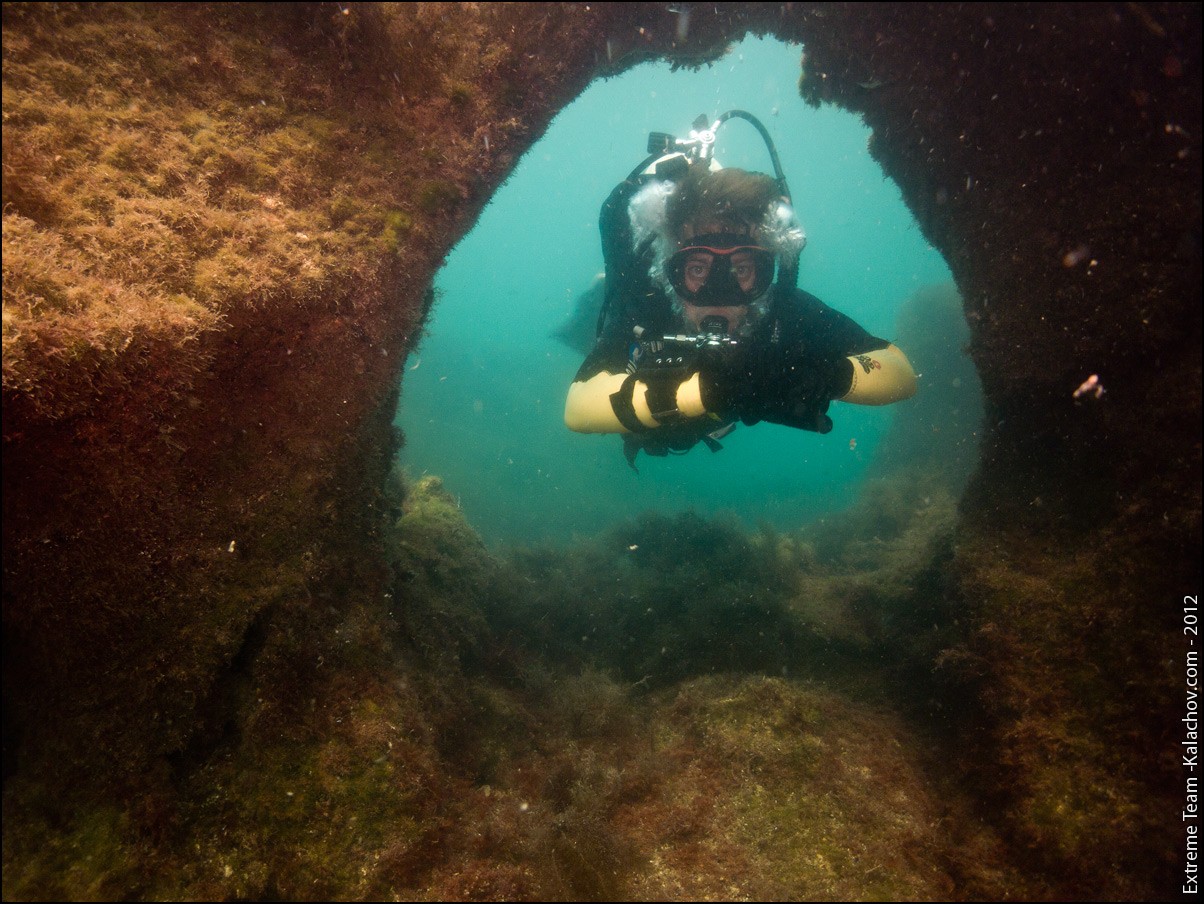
<box><xmin>666</xmin><ymin>233</ymin><xmax>776</xmax><ymax>305</ymax></box>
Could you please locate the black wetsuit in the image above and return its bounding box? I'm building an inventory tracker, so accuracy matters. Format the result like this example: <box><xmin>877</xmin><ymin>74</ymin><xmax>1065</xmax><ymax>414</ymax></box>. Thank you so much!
<box><xmin>574</xmin><ymin>286</ymin><xmax>888</xmax><ymax>467</ymax></box>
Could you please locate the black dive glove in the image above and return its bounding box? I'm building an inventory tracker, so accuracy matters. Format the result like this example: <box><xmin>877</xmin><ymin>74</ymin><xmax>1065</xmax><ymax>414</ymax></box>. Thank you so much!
<box><xmin>698</xmin><ymin>345</ymin><xmax>852</xmax><ymax>434</ymax></box>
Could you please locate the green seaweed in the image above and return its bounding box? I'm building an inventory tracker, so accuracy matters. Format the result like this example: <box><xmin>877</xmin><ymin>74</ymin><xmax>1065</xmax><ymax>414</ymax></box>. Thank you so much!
<box><xmin>380</xmin><ymin>208</ymin><xmax>413</xmax><ymax>253</ymax></box>
<box><xmin>417</xmin><ymin>179</ymin><xmax>461</xmax><ymax>215</ymax></box>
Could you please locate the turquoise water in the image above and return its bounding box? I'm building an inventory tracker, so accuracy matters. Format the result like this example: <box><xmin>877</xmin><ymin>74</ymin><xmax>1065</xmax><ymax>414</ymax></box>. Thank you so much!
<box><xmin>397</xmin><ymin>37</ymin><xmax>955</xmax><ymax>548</ymax></box>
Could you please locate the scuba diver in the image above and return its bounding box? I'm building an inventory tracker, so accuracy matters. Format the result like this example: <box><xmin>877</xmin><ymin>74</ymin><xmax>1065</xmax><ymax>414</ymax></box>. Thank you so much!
<box><xmin>564</xmin><ymin>112</ymin><xmax>917</xmax><ymax>470</ymax></box>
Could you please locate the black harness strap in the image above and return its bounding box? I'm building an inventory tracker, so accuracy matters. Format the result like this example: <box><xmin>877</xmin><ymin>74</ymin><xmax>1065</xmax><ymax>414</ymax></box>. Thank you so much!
<box><xmin>608</xmin><ymin>374</ymin><xmax>646</xmax><ymax>433</ymax></box>
<box><xmin>643</xmin><ymin>378</ymin><xmax>683</xmax><ymax>424</ymax></box>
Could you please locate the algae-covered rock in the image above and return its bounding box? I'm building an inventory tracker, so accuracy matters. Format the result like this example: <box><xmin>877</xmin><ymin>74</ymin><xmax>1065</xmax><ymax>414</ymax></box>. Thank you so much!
<box><xmin>489</xmin><ymin>511</ymin><xmax>812</xmax><ymax>685</ymax></box>
<box><xmin>639</xmin><ymin>676</ymin><xmax>983</xmax><ymax>900</ymax></box>
<box><xmin>785</xmin><ymin>474</ymin><xmax>961</xmax><ymax>652</ymax></box>
<box><xmin>385</xmin><ymin>472</ymin><xmax>499</xmax><ymax>688</ymax></box>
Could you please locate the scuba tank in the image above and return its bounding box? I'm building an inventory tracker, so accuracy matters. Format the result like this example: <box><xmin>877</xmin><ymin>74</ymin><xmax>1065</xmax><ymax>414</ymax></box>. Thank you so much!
<box><xmin>594</xmin><ymin>111</ymin><xmax>803</xmax><ymax>343</ymax></box>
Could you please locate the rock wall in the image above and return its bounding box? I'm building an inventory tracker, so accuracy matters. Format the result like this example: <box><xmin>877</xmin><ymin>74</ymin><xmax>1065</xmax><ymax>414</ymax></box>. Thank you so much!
<box><xmin>782</xmin><ymin>5</ymin><xmax>1200</xmax><ymax>891</ymax></box>
<box><xmin>3</xmin><ymin>0</ymin><xmax>605</xmax><ymax>781</ymax></box>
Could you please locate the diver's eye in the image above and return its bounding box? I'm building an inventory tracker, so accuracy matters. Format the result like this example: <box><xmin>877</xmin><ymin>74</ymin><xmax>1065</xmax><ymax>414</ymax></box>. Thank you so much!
<box><xmin>685</xmin><ymin>258</ymin><xmax>712</xmax><ymax>280</ymax></box>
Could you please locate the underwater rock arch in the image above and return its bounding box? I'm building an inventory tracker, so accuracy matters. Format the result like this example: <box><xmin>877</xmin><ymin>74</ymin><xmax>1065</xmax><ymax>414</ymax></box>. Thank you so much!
<box><xmin>3</xmin><ymin>3</ymin><xmax>1198</xmax><ymax>897</ymax></box>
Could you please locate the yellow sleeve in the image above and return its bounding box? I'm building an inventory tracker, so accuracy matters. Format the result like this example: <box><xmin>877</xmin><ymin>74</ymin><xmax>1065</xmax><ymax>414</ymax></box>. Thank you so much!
<box><xmin>565</xmin><ymin>372</ymin><xmax>707</xmax><ymax>434</ymax></box>
<box><xmin>838</xmin><ymin>344</ymin><xmax>917</xmax><ymax>406</ymax></box>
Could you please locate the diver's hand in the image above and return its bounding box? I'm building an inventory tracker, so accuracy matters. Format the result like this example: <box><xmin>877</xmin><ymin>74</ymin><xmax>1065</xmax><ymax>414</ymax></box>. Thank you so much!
<box><xmin>695</xmin><ymin>344</ymin><xmax>750</xmax><ymax>417</ymax></box>
<box><xmin>699</xmin><ymin>348</ymin><xmax>849</xmax><ymax>432</ymax></box>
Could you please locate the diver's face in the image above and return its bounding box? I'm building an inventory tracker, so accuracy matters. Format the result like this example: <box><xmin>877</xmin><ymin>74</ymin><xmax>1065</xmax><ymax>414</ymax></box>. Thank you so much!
<box><xmin>677</xmin><ymin>222</ymin><xmax>756</xmax><ymax>331</ymax></box>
